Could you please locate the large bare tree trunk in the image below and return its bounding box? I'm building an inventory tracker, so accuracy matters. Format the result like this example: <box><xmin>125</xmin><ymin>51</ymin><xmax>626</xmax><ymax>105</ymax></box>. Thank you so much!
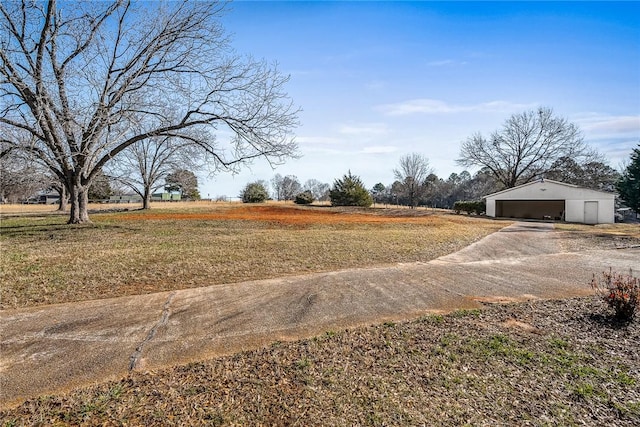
<box><xmin>57</xmin><ymin>185</ymin><xmax>68</xmax><ymax>212</ymax></box>
<box><xmin>143</xmin><ymin>188</ymin><xmax>152</xmax><ymax>210</ymax></box>
<box><xmin>69</xmin><ymin>184</ymin><xmax>91</xmax><ymax>224</ymax></box>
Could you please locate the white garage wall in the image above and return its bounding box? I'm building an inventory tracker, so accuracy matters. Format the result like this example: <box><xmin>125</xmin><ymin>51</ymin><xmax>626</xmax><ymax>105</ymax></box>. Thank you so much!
<box><xmin>486</xmin><ymin>200</ymin><xmax>496</xmax><ymax>217</ymax></box>
<box><xmin>485</xmin><ymin>180</ymin><xmax>615</xmax><ymax>224</ymax></box>
<box><xmin>565</xmin><ymin>199</ymin><xmax>615</xmax><ymax>224</ymax></box>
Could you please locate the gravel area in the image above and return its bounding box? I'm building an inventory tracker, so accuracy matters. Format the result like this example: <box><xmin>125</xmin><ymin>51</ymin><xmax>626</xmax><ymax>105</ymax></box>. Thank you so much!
<box><xmin>2</xmin><ymin>297</ymin><xmax>638</xmax><ymax>426</ymax></box>
<box><xmin>555</xmin><ymin>232</ymin><xmax>640</xmax><ymax>252</ymax></box>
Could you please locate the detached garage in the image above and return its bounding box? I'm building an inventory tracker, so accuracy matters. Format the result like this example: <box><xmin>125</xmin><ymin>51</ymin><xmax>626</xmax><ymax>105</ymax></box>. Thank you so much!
<box><xmin>484</xmin><ymin>179</ymin><xmax>615</xmax><ymax>224</ymax></box>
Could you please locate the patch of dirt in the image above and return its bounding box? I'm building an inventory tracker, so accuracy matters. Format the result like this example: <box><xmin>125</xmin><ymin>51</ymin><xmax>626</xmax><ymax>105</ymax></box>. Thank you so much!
<box><xmin>115</xmin><ymin>205</ymin><xmax>479</xmax><ymax>226</ymax></box>
<box><xmin>555</xmin><ymin>231</ymin><xmax>640</xmax><ymax>251</ymax></box>
<box><xmin>501</xmin><ymin>318</ymin><xmax>546</xmax><ymax>335</ymax></box>
<box><xmin>120</xmin><ymin>205</ymin><xmax>456</xmax><ymax>225</ymax></box>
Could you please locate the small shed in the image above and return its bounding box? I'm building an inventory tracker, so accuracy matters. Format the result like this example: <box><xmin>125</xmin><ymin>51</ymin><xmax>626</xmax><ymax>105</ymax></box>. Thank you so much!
<box><xmin>484</xmin><ymin>179</ymin><xmax>615</xmax><ymax>224</ymax></box>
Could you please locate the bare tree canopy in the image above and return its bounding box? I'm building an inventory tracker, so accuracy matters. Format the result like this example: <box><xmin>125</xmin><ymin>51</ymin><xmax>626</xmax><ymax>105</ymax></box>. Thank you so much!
<box><xmin>457</xmin><ymin>107</ymin><xmax>588</xmax><ymax>189</ymax></box>
<box><xmin>108</xmin><ymin>137</ymin><xmax>199</xmax><ymax>209</ymax></box>
<box><xmin>271</xmin><ymin>173</ymin><xmax>302</xmax><ymax>201</ymax></box>
<box><xmin>1</xmin><ymin>0</ymin><xmax>299</xmax><ymax>223</ymax></box>
<box><xmin>0</xmin><ymin>150</ymin><xmax>49</xmax><ymax>203</ymax></box>
<box><xmin>393</xmin><ymin>153</ymin><xmax>433</xmax><ymax>208</ymax></box>
<box><xmin>545</xmin><ymin>156</ymin><xmax>620</xmax><ymax>192</ymax></box>
<box><xmin>303</xmin><ymin>179</ymin><xmax>330</xmax><ymax>201</ymax></box>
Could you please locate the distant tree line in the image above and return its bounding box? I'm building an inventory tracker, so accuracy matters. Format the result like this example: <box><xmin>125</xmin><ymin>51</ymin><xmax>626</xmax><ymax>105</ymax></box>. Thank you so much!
<box><xmin>4</xmin><ymin>103</ymin><xmax>637</xmax><ymax>216</ymax></box>
<box><xmin>370</xmin><ymin>167</ymin><xmax>502</xmax><ymax>209</ymax></box>
<box><xmin>239</xmin><ymin>174</ymin><xmax>331</xmax><ymax>204</ymax></box>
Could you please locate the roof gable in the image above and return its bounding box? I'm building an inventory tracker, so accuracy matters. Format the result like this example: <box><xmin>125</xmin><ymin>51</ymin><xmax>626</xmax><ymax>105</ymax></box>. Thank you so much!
<box><xmin>484</xmin><ymin>179</ymin><xmax>615</xmax><ymax>200</ymax></box>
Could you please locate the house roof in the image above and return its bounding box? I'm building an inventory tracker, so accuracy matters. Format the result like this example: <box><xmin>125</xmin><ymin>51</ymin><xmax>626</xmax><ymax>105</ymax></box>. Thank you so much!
<box><xmin>483</xmin><ymin>179</ymin><xmax>615</xmax><ymax>199</ymax></box>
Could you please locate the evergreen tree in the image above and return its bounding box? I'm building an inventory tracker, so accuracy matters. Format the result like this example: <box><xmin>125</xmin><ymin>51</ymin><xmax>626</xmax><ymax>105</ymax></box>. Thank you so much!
<box><xmin>87</xmin><ymin>170</ymin><xmax>112</xmax><ymax>200</ymax></box>
<box><xmin>329</xmin><ymin>171</ymin><xmax>373</xmax><ymax>207</ymax></box>
<box><xmin>617</xmin><ymin>144</ymin><xmax>640</xmax><ymax>216</ymax></box>
<box><xmin>294</xmin><ymin>190</ymin><xmax>314</xmax><ymax>205</ymax></box>
<box><xmin>165</xmin><ymin>169</ymin><xmax>200</xmax><ymax>200</ymax></box>
<box><xmin>240</xmin><ymin>182</ymin><xmax>269</xmax><ymax>203</ymax></box>
<box><xmin>371</xmin><ymin>183</ymin><xmax>386</xmax><ymax>204</ymax></box>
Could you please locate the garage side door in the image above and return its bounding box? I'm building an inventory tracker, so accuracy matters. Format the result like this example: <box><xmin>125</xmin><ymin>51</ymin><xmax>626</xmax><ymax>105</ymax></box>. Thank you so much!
<box><xmin>584</xmin><ymin>201</ymin><xmax>598</xmax><ymax>224</ymax></box>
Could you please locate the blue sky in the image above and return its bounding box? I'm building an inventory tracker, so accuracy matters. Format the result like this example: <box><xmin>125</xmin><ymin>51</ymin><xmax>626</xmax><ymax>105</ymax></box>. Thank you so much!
<box><xmin>201</xmin><ymin>1</ymin><xmax>640</xmax><ymax>199</ymax></box>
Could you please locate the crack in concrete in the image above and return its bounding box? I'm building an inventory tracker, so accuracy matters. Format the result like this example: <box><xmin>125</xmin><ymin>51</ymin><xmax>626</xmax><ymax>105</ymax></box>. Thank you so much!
<box><xmin>129</xmin><ymin>292</ymin><xmax>176</xmax><ymax>371</ymax></box>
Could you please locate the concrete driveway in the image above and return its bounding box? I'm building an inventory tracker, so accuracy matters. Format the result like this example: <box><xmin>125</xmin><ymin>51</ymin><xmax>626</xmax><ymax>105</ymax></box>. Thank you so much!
<box><xmin>1</xmin><ymin>222</ymin><xmax>638</xmax><ymax>409</ymax></box>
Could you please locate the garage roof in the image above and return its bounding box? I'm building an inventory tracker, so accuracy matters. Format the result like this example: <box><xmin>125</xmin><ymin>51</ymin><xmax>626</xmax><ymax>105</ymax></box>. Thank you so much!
<box><xmin>484</xmin><ymin>179</ymin><xmax>615</xmax><ymax>200</ymax></box>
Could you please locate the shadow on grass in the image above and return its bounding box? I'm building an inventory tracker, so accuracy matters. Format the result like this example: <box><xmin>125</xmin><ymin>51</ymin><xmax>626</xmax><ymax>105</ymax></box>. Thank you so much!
<box><xmin>587</xmin><ymin>312</ymin><xmax>636</xmax><ymax>330</ymax></box>
<box><xmin>0</xmin><ymin>222</ymin><xmax>127</xmax><ymax>238</ymax></box>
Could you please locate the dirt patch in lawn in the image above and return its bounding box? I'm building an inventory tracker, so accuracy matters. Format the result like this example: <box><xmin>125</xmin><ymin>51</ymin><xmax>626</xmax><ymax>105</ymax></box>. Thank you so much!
<box><xmin>116</xmin><ymin>204</ymin><xmax>466</xmax><ymax>226</ymax></box>
<box><xmin>0</xmin><ymin>205</ymin><xmax>503</xmax><ymax>310</ymax></box>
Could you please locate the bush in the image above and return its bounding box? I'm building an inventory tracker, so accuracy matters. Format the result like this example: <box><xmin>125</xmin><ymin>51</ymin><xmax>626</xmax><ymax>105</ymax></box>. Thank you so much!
<box><xmin>294</xmin><ymin>190</ymin><xmax>314</xmax><ymax>205</ymax></box>
<box><xmin>591</xmin><ymin>269</ymin><xmax>639</xmax><ymax>322</ymax></box>
<box><xmin>329</xmin><ymin>171</ymin><xmax>373</xmax><ymax>207</ymax></box>
<box><xmin>240</xmin><ymin>182</ymin><xmax>269</xmax><ymax>203</ymax></box>
<box><xmin>453</xmin><ymin>200</ymin><xmax>486</xmax><ymax>215</ymax></box>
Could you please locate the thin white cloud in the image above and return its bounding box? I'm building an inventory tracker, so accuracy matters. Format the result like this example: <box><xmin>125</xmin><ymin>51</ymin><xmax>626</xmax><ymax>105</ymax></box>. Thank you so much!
<box><xmin>296</xmin><ymin>135</ymin><xmax>341</xmax><ymax>145</ymax></box>
<box><xmin>304</xmin><ymin>146</ymin><xmax>345</xmax><ymax>155</ymax></box>
<box><xmin>427</xmin><ymin>59</ymin><xmax>467</xmax><ymax>67</ymax></box>
<box><xmin>338</xmin><ymin>122</ymin><xmax>389</xmax><ymax>137</ymax></box>
<box><xmin>377</xmin><ymin>99</ymin><xmax>537</xmax><ymax>116</ymax></box>
<box><xmin>361</xmin><ymin>145</ymin><xmax>398</xmax><ymax>154</ymax></box>
<box><xmin>574</xmin><ymin>114</ymin><xmax>640</xmax><ymax>135</ymax></box>
<box><xmin>365</xmin><ymin>80</ymin><xmax>386</xmax><ymax>90</ymax></box>
<box><xmin>572</xmin><ymin>113</ymin><xmax>639</xmax><ymax>166</ymax></box>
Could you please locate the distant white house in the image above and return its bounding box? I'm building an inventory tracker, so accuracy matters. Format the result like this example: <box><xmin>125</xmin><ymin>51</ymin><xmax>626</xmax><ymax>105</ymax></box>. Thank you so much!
<box><xmin>24</xmin><ymin>190</ymin><xmax>61</xmax><ymax>205</ymax></box>
<box><xmin>109</xmin><ymin>194</ymin><xmax>143</xmax><ymax>203</ymax></box>
<box><xmin>484</xmin><ymin>179</ymin><xmax>615</xmax><ymax>224</ymax></box>
<box><xmin>108</xmin><ymin>192</ymin><xmax>181</xmax><ymax>203</ymax></box>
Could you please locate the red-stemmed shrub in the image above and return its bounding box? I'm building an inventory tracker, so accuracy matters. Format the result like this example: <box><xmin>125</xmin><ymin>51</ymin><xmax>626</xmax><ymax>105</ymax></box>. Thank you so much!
<box><xmin>591</xmin><ymin>268</ymin><xmax>639</xmax><ymax>322</ymax></box>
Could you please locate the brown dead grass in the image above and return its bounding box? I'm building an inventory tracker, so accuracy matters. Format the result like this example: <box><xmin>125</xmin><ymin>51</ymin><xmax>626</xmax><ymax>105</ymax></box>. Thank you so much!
<box><xmin>2</xmin><ymin>297</ymin><xmax>638</xmax><ymax>426</ymax></box>
<box><xmin>555</xmin><ymin>222</ymin><xmax>640</xmax><ymax>239</ymax></box>
<box><xmin>554</xmin><ymin>222</ymin><xmax>640</xmax><ymax>252</ymax></box>
<box><xmin>1</xmin><ymin>204</ymin><xmax>504</xmax><ymax>310</ymax></box>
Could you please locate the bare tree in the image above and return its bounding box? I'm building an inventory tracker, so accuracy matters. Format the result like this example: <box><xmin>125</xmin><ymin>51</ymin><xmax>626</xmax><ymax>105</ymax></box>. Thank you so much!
<box><xmin>545</xmin><ymin>156</ymin><xmax>620</xmax><ymax>192</ymax></box>
<box><xmin>271</xmin><ymin>174</ymin><xmax>283</xmax><ymax>201</ymax></box>
<box><xmin>0</xmin><ymin>151</ymin><xmax>49</xmax><ymax>203</ymax></box>
<box><xmin>457</xmin><ymin>107</ymin><xmax>588</xmax><ymax>189</ymax></box>
<box><xmin>50</xmin><ymin>180</ymin><xmax>68</xmax><ymax>211</ymax></box>
<box><xmin>393</xmin><ymin>153</ymin><xmax>433</xmax><ymax>208</ymax></box>
<box><xmin>271</xmin><ymin>173</ymin><xmax>302</xmax><ymax>201</ymax></box>
<box><xmin>108</xmin><ymin>137</ymin><xmax>198</xmax><ymax>209</ymax></box>
<box><xmin>303</xmin><ymin>179</ymin><xmax>330</xmax><ymax>201</ymax></box>
<box><xmin>1</xmin><ymin>1</ymin><xmax>299</xmax><ymax>223</ymax></box>
<box><xmin>1</xmin><ymin>141</ymin><xmax>69</xmax><ymax>208</ymax></box>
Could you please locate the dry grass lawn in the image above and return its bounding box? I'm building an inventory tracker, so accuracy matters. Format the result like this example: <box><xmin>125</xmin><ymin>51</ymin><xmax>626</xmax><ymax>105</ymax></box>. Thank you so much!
<box><xmin>1</xmin><ymin>203</ymin><xmax>504</xmax><ymax>310</ymax></box>
<box><xmin>555</xmin><ymin>222</ymin><xmax>640</xmax><ymax>238</ymax></box>
<box><xmin>2</xmin><ymin>203</ymin><xmax>639</xmax><ymax>426</ymax></box>
<box><xmin>1</xmin><ymin>297</ymin><xmax>638</xmax><ymax>426</ymax></box>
